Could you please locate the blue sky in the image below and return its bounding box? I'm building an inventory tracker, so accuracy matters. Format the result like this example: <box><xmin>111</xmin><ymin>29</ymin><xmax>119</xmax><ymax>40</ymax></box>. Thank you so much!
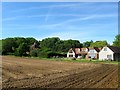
<box><xmin>2</xmin><ymin>2</ymin><xmax>118</xmax><ymax>44</ymax></box>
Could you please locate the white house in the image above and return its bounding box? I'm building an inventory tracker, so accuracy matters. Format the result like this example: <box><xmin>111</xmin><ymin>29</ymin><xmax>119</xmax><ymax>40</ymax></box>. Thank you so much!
<box><xmin>67</xmin><ymin>48</ymin><xmax>89</xmax><ymax>58</ymax></box>
<box><xmin>67</xmin><ymin>48</ymin><xmax>75</xmax><ymax>58</ymax></box>
<box><xmin>87</xmin><ymin>47</ymin><xmax>100</xmax><ymax>59</ymax></box>
<box><xmin>99</xmin><ymin>46</ymin><xmax>120</xmax><ymax>61</ymax></box>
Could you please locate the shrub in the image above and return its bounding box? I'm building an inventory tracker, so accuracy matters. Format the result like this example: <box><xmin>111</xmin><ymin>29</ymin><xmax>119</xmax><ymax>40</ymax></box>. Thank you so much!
<box><xmin>30</xmin><ymin>49</ymin><xmax>39</xmax><ymax>57</ymax></box>
<box><xmin>70</xmin><ymin>57</ymin><xmax>76</xmax><ymax>60</ymax></box>
<box><xmin>38</xmin><ymin>51</ymin><xmax>49</xmax><ymax>58</ymax></box>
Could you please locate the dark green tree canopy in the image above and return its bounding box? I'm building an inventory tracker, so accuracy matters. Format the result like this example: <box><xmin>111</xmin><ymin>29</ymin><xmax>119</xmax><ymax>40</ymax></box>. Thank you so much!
<box><xmin>90</xmin><ymin>40</ymin><xmax>108</xmax><ymax>48</ymax></box>
<box><xmin>1</xmin><ymin>36</ymin><xmax>113</xmax><ymax>58</ymax></box>
<box><xmin>40</xmin><ymin>37</ymin><xmax>60</xmax><ymax>51</ymax></box>
<box><xmin>113</xmin><ymin>34</ymin><xmax>120</xmax><ymax>48</ymax></box>
<box><xmin>2</xmin><ymin>38</ymin><xmax>16</xmax><ymax>54</ymax></box>
<box><xmin>83</xmin><ymin>40</ymin><xmax>93</xmax><ymax>48</ymax></box>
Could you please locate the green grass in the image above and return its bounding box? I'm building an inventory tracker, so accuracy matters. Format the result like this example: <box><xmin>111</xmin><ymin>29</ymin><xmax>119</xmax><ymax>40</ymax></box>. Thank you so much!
<box><xmin>3</xmin><ymin>55</ymin><xmax>119</xmax><ymax>65</ymax></box>
<box><xmin>0</xmin><ymin>40</ymin><xmax>2</xmax><ymax>50</ymax></box>
<box><xmin>0</xmin><ymin>40</ymin><xmax>2</xmax><ymax>55</ymax></box>
<box><xmin>29</xmin><ymin>57</ymin><xmax>119</xmax><ymax>65</ymax></box>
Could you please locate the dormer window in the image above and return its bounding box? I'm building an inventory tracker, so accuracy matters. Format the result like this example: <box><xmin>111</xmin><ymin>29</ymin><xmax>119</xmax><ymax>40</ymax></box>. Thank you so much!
<box><xmin>90</xmin><ymin>50</ymin><xmax>94</xmax><ymax>53</ymax></box>
<box><xmin>104</xmin><ymin>48</ymin><xmax>107</xmax><ymax>51</ymax></box>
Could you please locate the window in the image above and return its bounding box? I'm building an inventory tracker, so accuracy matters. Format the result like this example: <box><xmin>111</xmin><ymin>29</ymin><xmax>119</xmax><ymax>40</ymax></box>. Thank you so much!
<box><xmin>90</xmin><ymin>50</ymin><xmax>94</xmax><ymax>53</ymax></box>
<box><xmin>107</xmin><ymin>55</ymin><xmax>112</xmax><ymax>59</ymax></box>
<box><xmin>82</xmin><ymin>50</ymin><xmax>86</xmax><ymax>52</ymax></box>
<box><xmin>89</xmin><ymin>53</ymin><xmax>95</xmax><ymax>58</ymax></box>
<box><xmin>104</xmin><ymin>48</ymin><xmax>107</xmax><ymax>51</ymax></box>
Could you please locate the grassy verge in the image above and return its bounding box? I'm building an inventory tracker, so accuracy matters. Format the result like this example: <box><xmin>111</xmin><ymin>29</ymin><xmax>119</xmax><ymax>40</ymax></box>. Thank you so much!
<box><xmin>2</xmin><ymin>55</ymin><xmax>119</xmax><ymax>65</ymax></box>
<box><xmin>31</xmin><ymin>57</ymin><xmax>119</xmax><ymax>65</ymax></box>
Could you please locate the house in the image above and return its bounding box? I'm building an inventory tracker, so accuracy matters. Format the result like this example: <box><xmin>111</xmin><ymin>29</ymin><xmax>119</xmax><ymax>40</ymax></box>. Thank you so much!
<box><xmin>87</xmin><ymin>47</ymin><xmax>101</xmax><ymax>59</ymax></box>
<box><xmin>67</xmin><ymin>48</ymin><xmax>75</xmax><ymax>58</ymax></box>
<box><xmin>99</xmin><ymin>46</ymin><xmax>120</xmax><ymax>61</ymax></box>
<box><xmin>78</xmin><ymin>48</ymin><xmax>89</xmax><ymax>59</ymax></box>
<box><xmin>67</xmin><ymin>48</ymin><xmax>89</xmax><ymax>59</ymax></box>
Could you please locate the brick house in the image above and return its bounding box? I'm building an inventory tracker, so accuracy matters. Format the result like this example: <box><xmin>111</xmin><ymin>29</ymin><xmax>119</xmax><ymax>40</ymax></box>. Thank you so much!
<box><xmin>87</xmin><ymin>47</ymin><xmax>101</xmax><ymax>59</ymax></box>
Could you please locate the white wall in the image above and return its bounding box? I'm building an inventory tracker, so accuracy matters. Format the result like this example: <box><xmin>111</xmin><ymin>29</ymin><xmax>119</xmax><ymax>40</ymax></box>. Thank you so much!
<box><xmin>67</xmin><ymin>52</ymin><xmax>75</xmax><ymax>58</ymax></box>
<box><xmin>88</xmin><ymin>49</ymin><xmax>97</xmax><ymax>54</ymax></box>
<box><xmin>99</xmin><ymin>47</ymin><xmax>114</xmax><ymax>60</ymax></box>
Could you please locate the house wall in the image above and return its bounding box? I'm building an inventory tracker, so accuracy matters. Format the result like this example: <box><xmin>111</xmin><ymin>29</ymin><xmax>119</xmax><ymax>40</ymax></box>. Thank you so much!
<box><xmin>67</xmin><ymin>52</ymin><xmax>75</xmax><ymax>58</ymax></box>
<box><xmin>87</xmin><ymin>49</ymin><xmax>98</xmax><ymax>59</ymax></box>
<box><xmin>99</xmin><ymin>47</ymin><xmax>114</xmax><ymax>60</ymax></box>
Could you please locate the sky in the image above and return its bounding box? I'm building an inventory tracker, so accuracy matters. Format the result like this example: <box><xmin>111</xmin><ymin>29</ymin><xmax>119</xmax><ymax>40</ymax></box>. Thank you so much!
<box><xmin>2</xmin><ymin>2</ymin><xmax>118</xmax><ymax>44</ymax></box>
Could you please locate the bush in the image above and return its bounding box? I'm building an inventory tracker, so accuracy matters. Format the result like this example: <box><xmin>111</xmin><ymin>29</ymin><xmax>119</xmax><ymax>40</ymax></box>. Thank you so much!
<box><xmin>14</xmin><ymin>49</ymin><xmax>22</xmax><ymax>56</ymax></box>
<box><xmin>81</xmin><ymin>55</ymin><xmax>86</xmax><ymax>59</ymax></box>
<box><xmin>70</xmin><ymin>57</ymin><xmax>76</xmax><ymax>60</ymax></box>
<box><xmin>30</xmin><ymin>49</ymin><xmax>39</xmax><ymax>57</ymax></box>
<box><xmin>38</xmin><ymin>51</ymin><xmax>65</xmax><ymax>58</ymax></box>
<box><xmin>38</xmin><ymin>51</ymin><xmax>49</xmax><ymax>58</ymax></box>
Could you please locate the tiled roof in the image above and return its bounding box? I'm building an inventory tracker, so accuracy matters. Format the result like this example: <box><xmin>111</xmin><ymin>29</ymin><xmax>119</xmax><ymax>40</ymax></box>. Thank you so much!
<box><xmin>107</xmin><ymin>46</ymin><xmax>120</xmax><ymax>53</ymax></box>
<box><xmin>89</xmin><ymin>47</ymin><xmax>100</xmax><ymax>52</ymax></box>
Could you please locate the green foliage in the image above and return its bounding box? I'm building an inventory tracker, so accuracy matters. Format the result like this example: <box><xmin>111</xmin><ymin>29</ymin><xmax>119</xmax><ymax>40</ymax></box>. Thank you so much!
<box><xmin>2</xmin><ymin>37</ymin><xmax>38</xmax><ymax>56</ymax></box>
<box><xmin>14</xmin><ymin>43</ymin><xmax>29</xmax><ymax>56</ymax></box>
<box><xmin>0</xmin><ymin>40</ymin><xmax>2</xmax><ymax>55</ymax></box>
<box><xmin>2</xmin><ymin>36</ymin><xmax>112</xmax><ymax>58</ymax></box>
<box><xmin>2</xmin><ymin>38</ymin><xmax>16</xmax><ymax>55</ymax></box>
<box><xmin>55</xmin><ymin>39</ymin><xmax>82</xmax><ymax>52</ymax></box>
<box><xmin>61</xmin><ymin>39</ymin><xmax>82</xmax><ymax>52</ymax></box>
<box><xmin>83</xmin><ymin>40</ymin><xmax>93</xmax><ymax>48</ymax></box>
<box><xmin>40</xmin><ymin>37</ymin><xmax>60</xmax><ymax>51</ymax></box>
<box><xmin>38</xmin><ymin>51</ymin><xmax>65</xmax><ymax>58</ymax></box>
<box><xmin>38</xmin><ymin>51</ymin><xmax>49</xmax><ymax>58</ymax></box>
<box><xmin>113</xmin><ymin>34</ymin><xmax>120</xmax><ymax>48</ymax></box>
<box><xmin>30</xmin><ymin>49</ymin><xmax>39</xmax><ymax>57</ymax></box>
<box><xmin>40</xmin><ymin>37</ymin><xmax>82</xmax><ymax>53</ymax></box>
<box><xmin>90</xmin><ymin>40</ymin><xmax>108</xmax><ymax>48</ymax></box>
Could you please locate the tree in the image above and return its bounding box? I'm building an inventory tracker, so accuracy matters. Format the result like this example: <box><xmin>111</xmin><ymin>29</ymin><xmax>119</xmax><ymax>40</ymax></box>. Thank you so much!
<box><xmin>40</xmin><ymin>37</ymin><xmax>60</xmax><ymax>51</ymax></box>
<box><xmin>55</xmin><ymin>39</ymin><xmax>82</xmax><ymax>52</ymax></box>
<box><xmin>0</xmin><ymin>40</ymin><xmax>2</xmax><ymax>55</ymax></box>
<box><xmin>83</xmin><ymin>40</ymin><xmax>93</xmax><ymax>48</ymax></box>
<box><xmin>30</xmin><ymin>49</ymin><xmax>39</xmax><ymax>57</ymax></box>
<box><xmin>13</xmin><ymin>37</ymin><xmax>26</xmax><ymax>48</ymax></box>
<box><xmin>62</xmin><ymin>39</ymin><xmax>82</xmax><ymax>52</ymax></box>
<box><xmin>26</xmin><ymin>37</ymin><xmax>39</xmax><ymax>47</ymax></box>
<box><xmin>90</xmin><ymin>40</ymin><xmax>108</xmax><ymax>48</ymax></box>
<box><xmin>113</xmin><ymin>34</ymin><xmax>120</xmax><ymax>48</ymax></box>
<box><xmin>15</xmin><ymin>43</ymin><xmax>29</xmax><ymax>56</ymax></box>
<box><xmin>2</xmin><ymin>38</ymin><xmax>16</xmax><ymax>55</ymax></box>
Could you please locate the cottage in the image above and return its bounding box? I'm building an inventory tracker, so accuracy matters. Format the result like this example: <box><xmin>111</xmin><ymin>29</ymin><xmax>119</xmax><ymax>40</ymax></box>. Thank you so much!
<box><xmin>79</xmin><ymin>48</ymin><xmax>89</xmax><ymax>59</ymax></box>
<box><xmin>67</xmin><ymin>48</ymin><xmax>75</xmax><ymax>58</ymax></box>
<box><xmin>99</xmin><ymin>46</ymin><xmax>120</xmax><ymax>61</ymax></box>
<box><xmin>87</xmin><ymin>47</ymin><xmax>101</xmax><ymax>59</ymax></box>
<box><xmin>67</xmin><ymin>48</ymin><xmax>89</xmax><ymax>59</ymax></box>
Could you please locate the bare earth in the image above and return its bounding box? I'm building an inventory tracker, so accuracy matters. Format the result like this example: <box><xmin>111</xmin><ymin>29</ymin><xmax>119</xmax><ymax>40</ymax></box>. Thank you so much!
<box><xmin>1</xmin><ymin>56</ymin><xmax>118</xmax><ymax>89</ymax></box>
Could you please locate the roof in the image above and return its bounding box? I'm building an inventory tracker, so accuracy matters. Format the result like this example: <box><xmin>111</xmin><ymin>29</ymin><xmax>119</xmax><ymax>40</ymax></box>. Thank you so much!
<box><xmin>107</xmin><ymin>46</ymin><xmax>120</xmax><ymax>53</ymax></box>
<box><xmin>89</xmin><ymin>47</ymin><xmax>100</xmax><ymax>52</ymax></box>
<box><xmin>68</xmin><ymin>48</ymin><xmax>74</xmax><ymax>53</ymax></box>
<box><xmin>75</xmin><ymin>48</ymin><xmax>80</xmax><ymax>54</ymax></box>
<box><xmin>68</xmin><ymin>48</ymin><xmax>88</xmax><ymax>54</ymax></box>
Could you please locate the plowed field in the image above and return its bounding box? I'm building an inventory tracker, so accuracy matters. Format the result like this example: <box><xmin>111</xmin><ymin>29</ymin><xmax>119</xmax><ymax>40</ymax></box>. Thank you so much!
<box><xmin>1</xmin><ymin>56</ymin><xmax>118</xmax><ymax>89</ymax></box>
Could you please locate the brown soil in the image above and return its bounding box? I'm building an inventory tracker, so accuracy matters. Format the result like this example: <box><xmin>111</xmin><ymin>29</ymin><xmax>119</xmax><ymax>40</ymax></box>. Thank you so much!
<box><xmin>1</xmin><ymin>56</ymin><xmax>118</xmax><ymax>89</ymax></box>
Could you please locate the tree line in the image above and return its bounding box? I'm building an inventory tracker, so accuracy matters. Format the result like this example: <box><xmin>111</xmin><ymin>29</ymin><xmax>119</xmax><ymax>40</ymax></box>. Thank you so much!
<box><xmin>1</xmin><ymin>34</ymin><xmax>120</xmax><ymax>58</ymax></box>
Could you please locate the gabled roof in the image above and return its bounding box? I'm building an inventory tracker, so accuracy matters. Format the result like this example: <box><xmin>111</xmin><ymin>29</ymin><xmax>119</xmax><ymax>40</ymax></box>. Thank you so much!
<box><xmin>75</xmin><ymin>48</ymin><xmax>80</xmax><ymax>54</ymax></box>
<box><xmin>89</xmin><ymin>47</ymin><xmax>100</xmax><ymax>52</ymax></box>
<box><xmin>68</xmin><ymin>48</ymin><xmax>88</xmax><ymax>54</ymax></box>
<box><xmin>68</xmin><ymin>48</ymin><xmax>74</xmax><ymax>53</ymax></box>
<box><xmin>107</xmin><ymin>46</ymin><xmax>120</xmax><ymax>53</ymax></box>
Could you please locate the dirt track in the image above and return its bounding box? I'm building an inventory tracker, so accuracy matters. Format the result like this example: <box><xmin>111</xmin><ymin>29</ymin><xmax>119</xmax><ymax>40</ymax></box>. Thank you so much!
<box><xmin>1</xmin><ymin>56</ymin><xmax>118</xmax><ymax>89</ymax></box>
